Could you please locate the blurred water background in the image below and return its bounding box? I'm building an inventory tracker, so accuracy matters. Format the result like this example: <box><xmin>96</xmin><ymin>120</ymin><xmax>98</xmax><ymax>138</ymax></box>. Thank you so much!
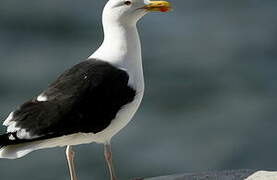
<box><xmin>0</xmin><ymin>0</ymin><xmax>277</xmax><ymax>179</ymax></box>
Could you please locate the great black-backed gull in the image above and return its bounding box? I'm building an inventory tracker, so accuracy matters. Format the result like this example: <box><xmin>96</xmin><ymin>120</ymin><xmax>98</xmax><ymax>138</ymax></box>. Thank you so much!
<box><xmin>0</xmin><ymin>0</ymin><xmax>171</xmax><ymax>180</ymax></box>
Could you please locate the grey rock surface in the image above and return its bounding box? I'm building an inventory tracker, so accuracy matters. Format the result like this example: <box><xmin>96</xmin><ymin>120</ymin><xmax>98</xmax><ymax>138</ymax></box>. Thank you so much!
<box><xmin>246</xmin><ymin>171</ymin><xmax>277</xmax><ymax>180</ymax></box>
<box><xmin>145</xmin><ymin>170</ymin><xmax>257</xmax><ymax>180</ymax></box>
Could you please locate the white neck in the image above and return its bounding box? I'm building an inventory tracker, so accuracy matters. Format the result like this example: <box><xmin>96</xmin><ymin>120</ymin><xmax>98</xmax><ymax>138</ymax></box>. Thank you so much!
<box><xmin>89</xmin><ymin>21</ymin><xmax>144</xmax><ymax>91</ymax></box>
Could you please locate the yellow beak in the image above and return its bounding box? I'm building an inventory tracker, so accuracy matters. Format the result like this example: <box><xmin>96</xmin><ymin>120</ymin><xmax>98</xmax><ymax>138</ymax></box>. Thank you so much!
<box><xmin>143</xmin><ymin>1</ymin><xmax>171</xmax><ymax>12</ymax></box>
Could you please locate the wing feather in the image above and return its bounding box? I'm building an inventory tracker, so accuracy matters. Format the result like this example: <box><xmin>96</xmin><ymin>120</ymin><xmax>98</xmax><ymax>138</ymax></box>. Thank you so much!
<box><xmin>0</xmin><ymin>59</ymin><xmax>136</xmax><ymax>146</ymax></box>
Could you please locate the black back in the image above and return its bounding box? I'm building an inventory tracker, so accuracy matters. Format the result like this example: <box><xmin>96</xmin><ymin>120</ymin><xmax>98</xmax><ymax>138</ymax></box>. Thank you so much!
<box><xmin>0</xmin><ymin>59</ymin><xmax>136</xmax><ymax>146</ymax></box>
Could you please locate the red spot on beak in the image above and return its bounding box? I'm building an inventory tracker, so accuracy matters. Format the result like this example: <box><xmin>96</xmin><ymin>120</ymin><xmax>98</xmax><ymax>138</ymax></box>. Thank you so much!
<box><xmin>160</xmin><ymin>7</ymin><xmax>169</xmax><ymax>12</ymax></box>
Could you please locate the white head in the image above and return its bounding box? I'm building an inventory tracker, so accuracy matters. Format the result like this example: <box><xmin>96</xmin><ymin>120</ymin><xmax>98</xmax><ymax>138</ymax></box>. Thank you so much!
<box><xmin>103</xmin><ymin>0</ymin><xmax>171</xmax><ymax>26</ymax></box>
<box><xmin>90</xmin><ymin>0</ymin><xmax>171</xmax><ymax>70</ymax></box>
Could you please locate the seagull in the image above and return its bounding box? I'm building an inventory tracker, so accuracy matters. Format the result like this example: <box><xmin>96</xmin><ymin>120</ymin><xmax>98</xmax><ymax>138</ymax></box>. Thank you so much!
<box><xmin>0</xmin><ymin>0</ymin><xmax>171</xmax><ymax>180</ymax></box>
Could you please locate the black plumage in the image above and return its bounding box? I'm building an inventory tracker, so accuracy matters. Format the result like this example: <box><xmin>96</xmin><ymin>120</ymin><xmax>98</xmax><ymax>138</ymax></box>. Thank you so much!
<box><xmin>0</xmin><ymin>59</ymin><xmax>136</xmax><ymax>147</ymax></box>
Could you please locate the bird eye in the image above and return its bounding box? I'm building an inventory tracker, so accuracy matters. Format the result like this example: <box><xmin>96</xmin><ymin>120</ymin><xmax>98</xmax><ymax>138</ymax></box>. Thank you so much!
<box><xmin>124</xmin><ymin>1</ymin><xmax>132</xmax><ymax>5</ymax></box>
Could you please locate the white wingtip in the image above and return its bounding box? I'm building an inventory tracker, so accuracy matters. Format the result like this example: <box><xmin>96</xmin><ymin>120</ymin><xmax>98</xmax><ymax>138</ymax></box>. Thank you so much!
<box><xmin>7</xmin><ymin>122</ymin><xmax>20</xmax><ymax>133</ymax></box>
<box><xmin>3</xmin><ymin>112</ymin><xmax>14</xmax><ymax>126</ymax></box>
<box><xmin>37</xmin><ymin>94</ymin><xmax>48</xmax><ymax>102</ymax></box>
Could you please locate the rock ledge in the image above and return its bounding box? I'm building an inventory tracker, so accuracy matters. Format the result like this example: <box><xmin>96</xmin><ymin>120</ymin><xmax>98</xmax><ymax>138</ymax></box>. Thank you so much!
<box><xmin>145</xmin><ymin>170</ymin><xmax>277</xmax><ymax>180</ymax></box>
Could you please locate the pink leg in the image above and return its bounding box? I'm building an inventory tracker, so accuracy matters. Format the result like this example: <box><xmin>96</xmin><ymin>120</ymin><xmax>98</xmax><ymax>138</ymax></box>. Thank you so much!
<box><xmin>66</xmin><ymin>146</ymin><xmax>78</xmax><ymax>180</ymax></box>
<box><xmin>104</xmin><ymin>143</ymin><xmax>117</xmax><ymax>180</ymax></box>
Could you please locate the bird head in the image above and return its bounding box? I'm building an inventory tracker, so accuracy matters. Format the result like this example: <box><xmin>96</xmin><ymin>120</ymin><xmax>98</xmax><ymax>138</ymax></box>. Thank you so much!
<box><xmin>103</xmin><ymin>0</ymin><xmax>171</xmax><ymax>25</ymax></box>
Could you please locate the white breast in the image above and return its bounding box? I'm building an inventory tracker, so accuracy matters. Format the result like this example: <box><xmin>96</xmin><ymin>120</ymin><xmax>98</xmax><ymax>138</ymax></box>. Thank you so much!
<box><xmin>87</xmin><ymin>23</ymin><xmax>145</xmax><ymax>143</ymax></box>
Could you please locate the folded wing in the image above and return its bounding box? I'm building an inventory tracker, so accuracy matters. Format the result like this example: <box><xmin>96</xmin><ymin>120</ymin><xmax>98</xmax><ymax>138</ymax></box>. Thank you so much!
<box><xmin>1</xmin><ymin>59</ymin><xmax>136</xmax><ymax>146</ymax></box>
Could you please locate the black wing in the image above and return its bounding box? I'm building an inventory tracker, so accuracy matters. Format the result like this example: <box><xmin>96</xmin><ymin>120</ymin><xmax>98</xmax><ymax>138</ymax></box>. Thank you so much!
<box><xmin>0</xmin><ymin>59</ymin><xmax>136</xmax><ymax>146</ymax></box>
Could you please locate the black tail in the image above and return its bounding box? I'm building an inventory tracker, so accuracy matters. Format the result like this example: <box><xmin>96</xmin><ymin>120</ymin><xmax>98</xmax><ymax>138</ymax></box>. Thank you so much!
<box><xmin>0</xmin><ymin>132</ymin><xmax>28</xmax><ymax>147</ymax></box>
<box><xmin>0</xmin><ymin>133</ymin><xmax>12</xmax><ymax>148</ymax></box>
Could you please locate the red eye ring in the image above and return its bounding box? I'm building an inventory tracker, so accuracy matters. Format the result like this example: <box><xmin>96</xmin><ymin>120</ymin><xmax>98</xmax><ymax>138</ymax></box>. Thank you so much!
<box><xmin>124</xmin><ymin>1</ymin><xmax>132</xmax><ymax>5</ymax></box>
